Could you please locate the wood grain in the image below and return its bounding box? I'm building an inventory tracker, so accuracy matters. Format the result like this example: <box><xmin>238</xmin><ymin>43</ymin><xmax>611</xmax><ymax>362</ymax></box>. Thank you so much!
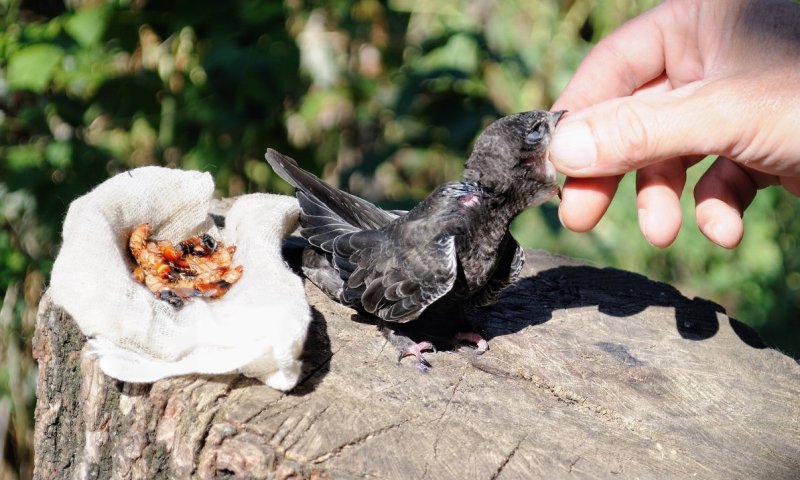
<box><xmin>33</xmin><ymin>249</ymin><xmax>800</xmax><ymax>479</ymax></box>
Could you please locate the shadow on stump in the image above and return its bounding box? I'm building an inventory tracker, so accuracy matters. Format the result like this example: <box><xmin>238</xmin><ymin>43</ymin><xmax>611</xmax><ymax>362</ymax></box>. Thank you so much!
<box><xmin>479</xmin><ymin>264</ymin><xmax>766</xmax><ymax>350</ymax></box>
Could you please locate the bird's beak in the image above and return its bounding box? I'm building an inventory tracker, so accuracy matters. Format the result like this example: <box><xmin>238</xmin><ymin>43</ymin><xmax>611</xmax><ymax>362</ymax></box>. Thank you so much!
<box><xmin>551</xmin><ymin>110</ymin><xmax>567</xmax><ymax>125</ymax></box>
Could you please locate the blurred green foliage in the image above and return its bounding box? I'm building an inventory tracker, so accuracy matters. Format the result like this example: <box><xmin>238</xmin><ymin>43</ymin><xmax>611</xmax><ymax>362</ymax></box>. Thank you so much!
<box><xmin>1</xmin><ymin>0</ymin><xmax>798</xmax><ymax>476</ymax></box>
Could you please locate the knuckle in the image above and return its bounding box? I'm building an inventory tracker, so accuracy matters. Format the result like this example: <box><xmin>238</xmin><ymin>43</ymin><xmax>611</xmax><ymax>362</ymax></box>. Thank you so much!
<box><xmin>609</xmin><ymin>100</ymin><xmax>655</xmax><ymax>169</ymax></box>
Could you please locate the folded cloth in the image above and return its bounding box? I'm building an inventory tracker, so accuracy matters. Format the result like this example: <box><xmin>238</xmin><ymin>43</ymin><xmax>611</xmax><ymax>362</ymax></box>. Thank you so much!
<box><xmin>48</xmin><ymin>166</ymin><xmax>310</xmax><ymax>391</ymax></box>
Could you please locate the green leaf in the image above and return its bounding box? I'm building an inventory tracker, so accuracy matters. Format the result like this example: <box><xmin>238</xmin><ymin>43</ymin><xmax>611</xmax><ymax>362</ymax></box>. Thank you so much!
<box><xmin>7</xmin><ymin>44</ymin><xmax>64</xmax><ymax>92</ymax></box>
<box><xmin>415</xmin><ymin>33</ymin><xmax>479</xmax><ymax>75</ymax></box>
<box><xmin>65</xmin><ymin>5</ymin><xmax>111</xmax><ymax>48</ymax></box>
<box><xmin>5</xmin><ymin>145</ymin><xmax>44</xmax><ymax>170</ymax></box>
<box><xmin>45</xmin><ymin>142</ymin><xmax>73</xmax><ymax>169</ymax></box>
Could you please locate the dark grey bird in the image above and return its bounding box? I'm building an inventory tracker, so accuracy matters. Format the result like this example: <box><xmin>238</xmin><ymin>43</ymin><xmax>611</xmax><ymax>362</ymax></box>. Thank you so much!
<box><xmin>266</xmin><ymin>109</ymin><xmax>563</xmax><ymax>370</ymax></box>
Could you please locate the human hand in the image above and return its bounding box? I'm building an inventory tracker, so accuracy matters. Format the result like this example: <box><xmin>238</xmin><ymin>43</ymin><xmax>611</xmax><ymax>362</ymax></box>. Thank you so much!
<box><xmin>549</xmin><ymin>0</ymin><xmax>800</xmax><ymax>248</ymax></box>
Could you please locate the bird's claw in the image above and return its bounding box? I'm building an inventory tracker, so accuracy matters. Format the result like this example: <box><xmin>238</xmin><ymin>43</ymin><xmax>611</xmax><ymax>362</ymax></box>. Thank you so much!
<box><xmin>399</xmin><ymin>341</ymin><xmax>436</xmax><ymax>372</ymax></box>
<box><xmin>455</xmin><ymin>332</ymin><xmax>489</xmax><ymax>354</ymax></box>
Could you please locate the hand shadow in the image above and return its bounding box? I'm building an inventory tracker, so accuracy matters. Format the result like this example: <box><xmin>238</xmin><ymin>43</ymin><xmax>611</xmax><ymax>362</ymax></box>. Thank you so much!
<box><xmin>477</xmin><ymin>264</ymin><xmax>766</xmax><ymax>350</ymax></box>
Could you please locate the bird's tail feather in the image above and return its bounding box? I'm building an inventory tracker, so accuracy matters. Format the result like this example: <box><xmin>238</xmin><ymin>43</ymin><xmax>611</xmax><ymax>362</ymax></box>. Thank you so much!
<box><xmin>265</xmin><ymin>149</ymin><xmax>397</xmax><ymax>233</ymax></box>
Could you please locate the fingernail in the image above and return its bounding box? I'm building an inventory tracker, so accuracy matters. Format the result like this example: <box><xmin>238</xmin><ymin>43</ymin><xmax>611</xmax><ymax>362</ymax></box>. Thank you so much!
<box><xmin>706</xmin><ymin>221</ymin><xmax>723</xmax><ymax>248</ymax></box>
<box><xmin>708</xmin><ymin>221</ymin><xmax>733</xmax><ymax>249</ymax></box>
<box><xmin>550</xmin><ymin>119</ymin><xmax>597</xmax><ymax>172</ymax></box>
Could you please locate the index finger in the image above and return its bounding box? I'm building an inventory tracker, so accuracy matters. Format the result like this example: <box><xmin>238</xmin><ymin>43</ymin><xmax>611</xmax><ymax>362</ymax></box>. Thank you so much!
<box><xmin>552</xmin><ymin>2</ymin><xmax>678</xmax><ymax>112</ymax></box>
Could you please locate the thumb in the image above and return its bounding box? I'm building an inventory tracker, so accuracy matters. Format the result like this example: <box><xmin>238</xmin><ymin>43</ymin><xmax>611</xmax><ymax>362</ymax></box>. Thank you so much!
<box><xmin>549</xmin><ymin>81</ymin><xmax>742</xmax><ymax>177</ymax></box>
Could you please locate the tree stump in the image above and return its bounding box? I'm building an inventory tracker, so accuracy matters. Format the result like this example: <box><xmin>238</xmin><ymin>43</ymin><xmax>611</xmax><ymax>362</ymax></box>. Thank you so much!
<box><xmin>32</xmin><ymin>247</ymin><xmax>800</xmax><ymax>479</ymax></box>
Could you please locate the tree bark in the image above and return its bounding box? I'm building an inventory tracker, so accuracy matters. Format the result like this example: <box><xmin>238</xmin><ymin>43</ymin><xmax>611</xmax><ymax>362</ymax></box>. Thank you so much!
<box><xmin>33</xmin><ymin>248</ymin><xmax>800</xmax><ymax>479</ymax></box>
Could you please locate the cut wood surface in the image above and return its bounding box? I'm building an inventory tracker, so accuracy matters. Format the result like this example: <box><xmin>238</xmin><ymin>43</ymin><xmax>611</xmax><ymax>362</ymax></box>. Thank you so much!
<box><xmin>33</xmin><ymin>247</ymin><xmax>800</xmax><ymax>479</ymax></box>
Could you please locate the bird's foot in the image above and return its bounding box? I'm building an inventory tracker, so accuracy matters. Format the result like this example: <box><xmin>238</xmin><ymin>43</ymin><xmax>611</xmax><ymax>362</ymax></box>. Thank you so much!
<box><xmin>399</xmin><ymin>341</ymin><xmax>436</xmax><ymax>372</ymax></box>
<box><xmin>455</xmin><ymin>332</ymin><xmax>488</xmax><ymax>354</ymax></box>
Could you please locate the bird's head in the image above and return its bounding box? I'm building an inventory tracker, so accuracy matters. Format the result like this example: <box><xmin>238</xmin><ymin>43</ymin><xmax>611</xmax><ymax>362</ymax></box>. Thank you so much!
<box><xmin>463</xmin><ymin>110</ymin><xmax>564</xmax><ymax>206</ymax></box>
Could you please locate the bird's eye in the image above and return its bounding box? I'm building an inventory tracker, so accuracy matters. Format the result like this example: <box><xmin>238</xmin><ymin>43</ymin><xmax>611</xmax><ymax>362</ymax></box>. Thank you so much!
<box><xmin>525</xmin><ymin>124</ymin><xmax>544</xmax><ymax>145</ymax></box>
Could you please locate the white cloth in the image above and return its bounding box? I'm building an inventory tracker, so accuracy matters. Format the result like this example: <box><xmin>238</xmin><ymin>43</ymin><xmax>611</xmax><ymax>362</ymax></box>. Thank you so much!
<box><xmin>49</xmin><ymin>166</ymin><xmax>311</xmax><ymax>391</ymax></box>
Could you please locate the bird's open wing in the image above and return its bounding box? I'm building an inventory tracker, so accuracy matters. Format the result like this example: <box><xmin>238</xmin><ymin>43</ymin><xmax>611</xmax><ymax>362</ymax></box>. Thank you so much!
<box><xmin>332</xmin><ymin>226</ymin><xmax>458</xmax><ymax>323</ymax></box>
<box><xmin>266</xmin><ymin>149</ymin><xmax>398</xmax><ymax>244</ymax></box>
<box><xmin>470</xmin><ymin>233</ymin><xmax>524</xmax><ymax>307</ymax></box>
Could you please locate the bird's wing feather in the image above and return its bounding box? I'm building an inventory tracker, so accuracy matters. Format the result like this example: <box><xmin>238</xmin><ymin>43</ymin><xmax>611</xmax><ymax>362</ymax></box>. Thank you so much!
<box><xmin>296</xmin><ymin>190</ymin><xmax>361</xmax><ymax>252</ymax></box>
<box><xmin>332</xmin><ymin>228</ymin><xmax>458</xmax><ymax>323</ymax></box>
<box><xmin>470</xmin><ymin>233</ymin><xmax>524</xmax><ymax>307</ymax></box>
<box><xmin>266</xmin><ymin>149</ymin><xmax>398</xmax><ymax>233</ymax></box>
<box><xmin>267</xmin><ymin>148</ymin><xmax>458</xmax><ymax>322</ymax></box>
<box><xmin>300</xmin><ymin>247</ymin><xmax>345</xmax><ymax>299</ymax></box>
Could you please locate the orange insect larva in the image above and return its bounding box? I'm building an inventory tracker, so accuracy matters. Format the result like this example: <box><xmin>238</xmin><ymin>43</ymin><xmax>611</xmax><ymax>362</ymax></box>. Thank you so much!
<box><xmin>155</xmin><ymin>263</ymin><xmax>172</xmax><ymax>278</ymax></box>
<box><xmin>128</xmin><ymin>223</ymin><xmax>243</xmax><ymax>307</ymax></box>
